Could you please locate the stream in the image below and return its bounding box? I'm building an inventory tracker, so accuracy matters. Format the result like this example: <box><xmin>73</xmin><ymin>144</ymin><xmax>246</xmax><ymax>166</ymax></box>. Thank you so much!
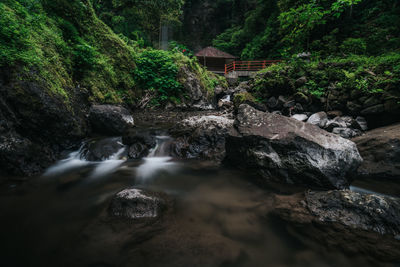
<box><xmin>0</xmin><ymin>132</ymin><xmax>399</xmax><ymax>267</ymax></box>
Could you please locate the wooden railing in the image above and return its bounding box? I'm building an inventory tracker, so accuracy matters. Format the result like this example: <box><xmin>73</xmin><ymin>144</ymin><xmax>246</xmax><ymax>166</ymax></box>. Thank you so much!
<box><xmin>225</xmin><ymin>60</ymin><xmax>281</xmax><ymax>74</ymax></box>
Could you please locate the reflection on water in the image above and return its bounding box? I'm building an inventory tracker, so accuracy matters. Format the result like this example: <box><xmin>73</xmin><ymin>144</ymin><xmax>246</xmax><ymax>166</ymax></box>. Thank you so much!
<box><xmin>0</xmin><ymin>137</ymin><xmax>398</xmax><ymax>267</ymax></box>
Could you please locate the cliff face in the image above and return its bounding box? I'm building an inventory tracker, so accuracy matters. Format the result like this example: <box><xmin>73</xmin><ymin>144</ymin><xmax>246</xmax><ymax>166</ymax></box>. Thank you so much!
<box><xmin>0</xmin><ymin>0</ymin><xmax>138</xmax><ymax>176</ymax></box>
<box><xmin>179</xmin><ymin>0</ymin><xmax>255</xmax><ymax>51</ymax></box>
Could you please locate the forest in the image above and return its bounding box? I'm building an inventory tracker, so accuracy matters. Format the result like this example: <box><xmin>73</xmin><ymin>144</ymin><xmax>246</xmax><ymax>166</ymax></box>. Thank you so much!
<box><xmin>0</xmin><ymin>0</ymin><xmax>400</xmax><ymax>266</ymax></box>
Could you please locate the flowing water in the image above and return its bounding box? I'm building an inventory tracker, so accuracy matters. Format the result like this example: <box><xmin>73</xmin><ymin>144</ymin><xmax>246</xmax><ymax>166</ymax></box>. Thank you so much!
<box><xmin>0</xmin><ymin>134</ymin><xmax>399</xmax><ymax>267</ymax></box>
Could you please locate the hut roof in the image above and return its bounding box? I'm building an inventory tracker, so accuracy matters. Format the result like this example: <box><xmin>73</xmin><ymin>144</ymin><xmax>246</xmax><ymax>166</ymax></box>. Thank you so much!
<box><xmin>195</xmin><ymin>46</ymin><xmax>236</xmax><ymax>59</ymax></box>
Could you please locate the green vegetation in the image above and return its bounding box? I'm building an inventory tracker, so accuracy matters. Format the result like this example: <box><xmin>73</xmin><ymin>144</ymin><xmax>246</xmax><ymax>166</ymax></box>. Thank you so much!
<box><xmin>252</xmin><ymin>53</ymin><xmax>400</xmax><ymax>103</ymax></box>
<box><xmin>211</xmin><ymin>0</ymin><xmax>399</xmax><ymax>59</ymax></box>
<box><xmin>134</xmin><ymin>49</ymin><xmax>183</xmax><ymax>106</ymax></box>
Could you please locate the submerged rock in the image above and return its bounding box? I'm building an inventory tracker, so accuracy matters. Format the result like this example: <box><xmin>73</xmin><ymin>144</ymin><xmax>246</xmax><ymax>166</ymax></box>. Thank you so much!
<box><xmin>225</xmin><ymin>104</ymin><xmax>362</xmax><ymax>189</ymax></box>
<box><xmin>81</xmin><ymin>137</ymin><xmax>126</xmax><ymax>161</ymax></box>
<box><xmin>89</xmin><ymin>105</ymin><xmax>134</xmax><ymax>135</ymax></box>
<box><xmin>273</xmin><ymin>190</ymin><xmax>400</xmax><ymax>260</ymax></box>
<box><xmin>109</xmin><ymin>188</ymin><xmax>167</xmax><ymax>219</ymax></box>
<box><xmin>353</xmin><ymin>123</ymin><xmax>400</xmax><ymax>180</ymax></box>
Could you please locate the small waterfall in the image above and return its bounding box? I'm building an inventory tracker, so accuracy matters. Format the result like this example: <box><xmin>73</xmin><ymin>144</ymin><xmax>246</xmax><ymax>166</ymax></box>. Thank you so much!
<box><xmin>44</xmin><ymin>138</ymin><xmax>127</xmax><ymax>178</ymax></box>
<box><xmin>44</xmin><ymin>144</ymin><xmax>91</xmax><ymax>176</ymax></box>
<box><xmin>136</xmin><ymin>136</ymin><xmax>178</xmax><ymax>181</ymax></box>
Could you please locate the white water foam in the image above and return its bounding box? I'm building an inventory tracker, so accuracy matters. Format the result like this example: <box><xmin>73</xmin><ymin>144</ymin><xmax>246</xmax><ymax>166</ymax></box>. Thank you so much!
<box><xmin>136</xmin><ymin>136</ymin><xmax>179</xmax><ymax>181</ymax></box>
<box><xmin>44</xmin><ymin>146</ymin><xmax>91</xmax><ymax>176</ymax></box>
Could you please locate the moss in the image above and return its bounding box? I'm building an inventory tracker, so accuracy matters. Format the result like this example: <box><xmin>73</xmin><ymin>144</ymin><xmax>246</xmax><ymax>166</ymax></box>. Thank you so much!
<box><xmin>1</xmin><ymin>0</ymin><xmax>138</xmax><ymax>107</ymax></box>
<box><xmin>233</xmin><ymin>92</ymin><xmax>257</xmax><ymax>106</ymax></box>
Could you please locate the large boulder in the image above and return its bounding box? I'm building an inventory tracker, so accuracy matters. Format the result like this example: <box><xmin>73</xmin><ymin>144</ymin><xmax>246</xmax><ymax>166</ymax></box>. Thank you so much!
<box><xmin>109</xmin><ymin>188</ymin><xmax>167</xmax><ymax>219</ymax></box>
<box><xmin>225</xmin><ymin>104</ymin><xmax>363</xmax><ymax>189</ymax></box>
<box><xmin>170</xmin><ymin>114</ymin><xmax>234</xmax><ymax>162</ymax></box>
<box><xmin>353</xmin><ymin>123</ymin><xmax>400</xmax><ymax>180</ymax></box>
<box><xmin>89</xmin><ymin>105</ymin><xmax>134</xmax><ymax>135</ymax></box>
<box><xmin>273</xmin><ymin>190</ymin><xmax>400</xmax><ymax>260</ymax></box>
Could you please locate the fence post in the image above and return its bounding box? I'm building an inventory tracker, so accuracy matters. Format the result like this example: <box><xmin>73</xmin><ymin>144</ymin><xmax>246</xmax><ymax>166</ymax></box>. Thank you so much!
<box><xmin>225</xmin><ymin>64</ymin><xmax>227</xmax><ymax>75</ymax></box>
<box><xmin>233</xmin><ymin>61</ymin><xmax>236</xmax><ymax>71</ymax></box>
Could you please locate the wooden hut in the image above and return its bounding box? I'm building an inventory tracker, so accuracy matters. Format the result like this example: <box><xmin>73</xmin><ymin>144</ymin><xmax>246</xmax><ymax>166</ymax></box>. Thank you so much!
<box><xmin>195</xmin><ymin>47</ymin><xmax>236</xmax><ymax>73</ymax></box>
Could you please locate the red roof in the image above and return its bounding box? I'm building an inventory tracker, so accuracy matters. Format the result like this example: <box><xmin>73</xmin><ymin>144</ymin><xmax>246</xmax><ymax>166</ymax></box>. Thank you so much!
<box><xmin>195</xmin><ymin>47</ymin><xmax>236</xmax><ymax>59</ymax></box>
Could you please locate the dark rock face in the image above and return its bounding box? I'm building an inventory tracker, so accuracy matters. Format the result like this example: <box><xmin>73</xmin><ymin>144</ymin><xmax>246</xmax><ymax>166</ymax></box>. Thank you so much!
<box><xmin>353</xmin><ymin>123</ymin><xmax>400</xmax><ymax>180</ymax></box>
<box><xmin>122</xmin><ymin>128</ymin><xmax>157</xmax><ymax>159</ymax></box>
<box><xmin>89</xmin><ymin>105</ymin><xmax>134</xmax><ymax>135</ymax></box>
<box><xmin>0</xmin><ymin>69</ymin><xmax>88</xmax><ymax>176</ymax></box>
<box><xmin>0</xmin><ymin>133</ymin><xmax>56</xmax><ymax>176</ymax></box>
<box><xmin>273</xmin><ymin>190</ymin><xmax>400</xmax><ymax>260</ymax></box>
<box><xmin>109</xmin><ymin>188</ymin><xmax>167</xmax><ymax>219</ymax></box>
<box><xmin>170</xmin><ymin>115</ymin><xmax>234</xmax><ymax>162</ymax></box>
<box><xmin>81</xmin><ymin>137</ymin><xmax>126</xmax><ymax>161</ymax></box>
<box><xmin>225</xmin><ymin>104</ymin><xmax>363</xmax><ymax>189</ymax></box>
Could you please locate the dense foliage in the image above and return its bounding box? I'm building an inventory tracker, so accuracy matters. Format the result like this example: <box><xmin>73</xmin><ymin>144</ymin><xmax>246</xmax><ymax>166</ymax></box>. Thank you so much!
<box><xmin>252</xmin><ymin>53</ymin><xmax>400</xmax><ymax>106</ymax></box>
<box><xmin>93</xmin><ymin>0</ymin><xmax>184</xmax><ymax>47</ymax></box>
<box><xmin>211</xmin><ymin>0</ymin><xmax>400</xmax><ymax>59</ymax></box>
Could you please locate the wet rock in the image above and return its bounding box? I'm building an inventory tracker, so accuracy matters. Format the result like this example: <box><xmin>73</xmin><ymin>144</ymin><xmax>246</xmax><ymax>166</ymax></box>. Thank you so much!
<box><xmin>109</xmin><ymin>188</ymin><xmax>167</xmax><ymax>219</ymax></box>
<box><xmin>291</xmin><ymin>114</ymin><xmax>308</xmax><ymax>122</ymax></box>
<box><xmin>293</xmin><ymin>92</ymin><xmax>309</xmax><ymax>104</ymax></box>
<box><xmin>273</xmin><ymin>190</ymin><xmax>400</xmax><ymax>261</ymax></box>
<box><xmin>82</xmin><ymin>137</ymin><xmax>126</xmax><ymax>161</ymax></box>
<box><xmin>324</xmin><ymin>117</ymin><xmax>347</xmax><ymax>132</ymax></box>
<box><xmin>266</xmin><ymin>96</ymin><xmax>278</xmax><ymax>109</ymax></box>
<box><xmin>0</xmin><ymin>133</ymin><xmax>55</xmax><ymax>176</ymax></box>
<box><xmin>332</xmin><ymin>127</ymin><xmax>362</xmax><ymax>139</ymax></box>
<box><xmin>327</xmin><ymin>110</ymin><xmax>343</xmax><ymax>119</ymax></box>
<box><xmin>347</xmin><ymin>101</ymin><xmax>362</xmax><ymax>114</ymax></box>
<box><xmin>170</xmin><ymin>114</ymin><xmax>234</xmax><ymax>162</ymax></box>
<box><xmin>218</xmin><ymin>95</ymin><xmax>233</xmax><ymax>109</ymax></box>
<box><xmin>363</xmin><ymin>96</ymin><xmax>381</xmax><ymax>108</ymax></box>
<box><xmin>283</xmin><ymin>100</ymin><xmax>296</xmax><ymax>109</ymax></box>
<box><xmin>276</xmin><ymin>95</ymin><xmax>287</xmax><ymax>109</ymax></box>
<box><xmin>355</xmin><ymin>116</ymin><xmax>368</xmax><ymax>131</ymax></box>
<box><xmin>361</xmin><ymin>104</ymin><xmax>385</xmax><ymax>115</ymax></box>
<box><xmin>89</xmin><ymin>105</ymin><xmax>134</xmax><ymax>135</ymax></box>
<box><xmin>122</xmin><ymin>128</ymin><xmax>157</xmax><ymax>159</ymax></box>
<box><xmin>225</xmin><ymin>104</ymin><xmax>363</xmax><ymax>189</ymax></box>
<box><xmin>307</xmin><ymin>112</ymin><xmax>328</xmax><ymax>128</ymax></box>
<box><xmin>353</xmin><ymin>123</ymin><xmax>400</xmax><ymax>180</ymax></box>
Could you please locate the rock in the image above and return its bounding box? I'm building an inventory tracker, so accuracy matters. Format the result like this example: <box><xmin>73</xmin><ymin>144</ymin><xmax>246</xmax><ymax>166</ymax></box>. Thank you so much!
<box><xmin>340</xmin><ymin>116</ymin><xmax>356</xmax><ymax>127</ymax></box>
<box><xmin>218</xmin><ymin>95</ymin><xmax>233</xmax><ymax>109</ymax></box>
<box><xmin>297</xmin><ymin>52</ymin><xmax>311</xmax><ymax>60</ymax></box>
<box><xmin>307</xmin><ymin>112</ymin><xmax>328</xmax><ymax>128</ymax></box>
<box><xmin>225</xmin><ymin>104</ymin><xmax>363</xmax><ymax>189</ymax></box>
<box><xmin>293</xmin><ymin>103</ymin><xmax>304</xmax><ymax>114</ymax></box>
<box><xmin>347</xmin><ymin>101</ymin><xmax>362</xmax><ymax>114</ymax></box>
<box><xmin>0</xmin><ymin>133</ymin><xmax>55</xmax><ymax>176</ymax></box>
<box><xmin>266</xmin><ymin>96</ymin><xmax>278</xmax><ymax>109</ymax></box>
<box><xmin>81</xmin><ymin>137</ymin><xmax>126</xmax><ymax>161</ymax></box>
<box><xmin>272</xmin><ymin>110</ymin><xmax>282</xmax><ymax>115</ymax></box>
<box><xmin>353</xmin><ymin>123</ymin><xmax>400</xmax><ymax>180</ymax></box>
<box><xmin>122</xmin><ymin>128</ymin><xmax>156</xmax><ymax>159</ymax></box>
<box><xmin>89</xmin><ymin>105</ymin><xmax>134</xmax><ymax>135</ymax></box>
<box><xmin>170</xmin><ymin>114</ymin><xmax>234</xmax><ymax>162</ymax></box>
<box><xmin>355</xmin><ymin>116</ymin><xmax>368</xmax><ymax>131</ymax></box>
<box><xmin>283</xmin><ymin>100</ymin><xmax>296</xmax><ymax>108</ymax></box>
<box><xmin>273</xmin><ymin>190</ymin><xmax>400</xmax><ymax>261</ymax></box>
<box><xmin>326</xmin><ymin>110</ymin><xmax>343</xmax><ymax>119</ymax></box>
<box><xmin>276</xmin><ymin>95</ymin><xmax>287</xmax><ymax>109</ymax></box>
<box><xmin>293</xmin><ymin>92</ymin><xmax>309</xmax><ymax>104</ymax></box>
<box><xmin>363</xmin><ymin>96</ymin><xmax>381</xmax><ymax>108</ymax></box>
<box><xmin>109</xmin><ymin>188</ymin><xmax>166</xmax><ymax>219</ymax></box>
<box><xmin>332</xmin><ymin>127</ymin><xmax>362</xmax><ymax>139</ymax></box>
<box><xmin>294</xmin><ymin>77</ymin><xmax>307</xmax><ymax>87</ymax></box>
<box><xmin>361</xmin><ymin>104</ymin><xmax>385</xmax><ymax>115</ymax></box>
<box><xmin>291</xmin><ymin>114</ymin><xmax>308</xmax><ymax>122</ymax></box>
<box><xmin>324</xmin><ymin>117</ymin><xmax>347</xmax><ymax>132</ymax></box>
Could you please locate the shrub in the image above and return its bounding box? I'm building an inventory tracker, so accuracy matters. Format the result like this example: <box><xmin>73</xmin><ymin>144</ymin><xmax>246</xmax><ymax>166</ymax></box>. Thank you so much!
<box><xmin>340</xmin><ymin>38</ymin><xmax>367</xmax><ymax>55</ymax></box>
<box><xmin>134</xmin><ymin>49</ymin><xmax>182</xmax><ymax>104</ymax></box>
